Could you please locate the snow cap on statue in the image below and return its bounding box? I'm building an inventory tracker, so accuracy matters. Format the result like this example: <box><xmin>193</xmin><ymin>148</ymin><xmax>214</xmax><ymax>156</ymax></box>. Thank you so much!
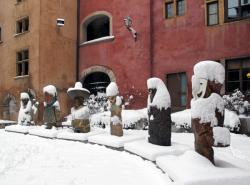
<box><xmin>193</xmin><ymin>61</ymin><xmax>225</xmax><ymax>84</ymax></box>
<box><xmin>43</xmin><ymin>85</ymin><xmax>57</xmax><ymax>97</ymax></box>
<box><xmin>67</xmin><ymin>82</ymin><xmax>90</xmax><ymax>99</ymax></box>
<box><xmin>20</xmin><ymin>92</ymin><xmax>30</xmax><ymax>100</ymax></box>
<box><xmin>147</xmin><ymin>77</ymin><xmax>171</xmax><ymax>109</ymax></box>
<box><xmin>106</xmin><ymin>82</ymin><xmax>119</xmax><ymax>97</ymax></box>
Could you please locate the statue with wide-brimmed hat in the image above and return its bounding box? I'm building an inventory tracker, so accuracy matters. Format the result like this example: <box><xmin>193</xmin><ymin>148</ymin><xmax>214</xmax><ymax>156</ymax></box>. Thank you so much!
<box><xmin>67</xmin><ymin>82</ymin><xmax>90</xmax><ymax>133</ymax></box>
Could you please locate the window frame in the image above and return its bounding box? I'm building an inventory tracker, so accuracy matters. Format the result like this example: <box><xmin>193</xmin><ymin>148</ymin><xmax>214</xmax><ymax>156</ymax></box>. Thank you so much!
<box><xmin>207</xmin><ymin>1</ymin><xmax>219</xmax><ymax>26</ymax></box>
<box><xmin>224</xmin><ymin>0</ymin><xmax>250</xmax><ymax>22</ymax></box>
<box><xmin>176</xmin><ymin>0</ymin><xmax>186</xmax><ymax>16</ymax></box>
<box><xmin>16</xmin><ymin>17</ymin><xmax>29</xmax><ymax>35</ymax></box>
<box><xmin>16</xmin><ymin>49</ymin><xmax>29</xmax><ymax>77</ymax></box>
<box><xmin>226</xmin><ymin>57</ymin><xmax>250</xmax><ymax>93</ymax></box>
<box><xmin>164</xmin><ymin>0</ymin><xmax>186</xmax><ymax>19</ymax></box>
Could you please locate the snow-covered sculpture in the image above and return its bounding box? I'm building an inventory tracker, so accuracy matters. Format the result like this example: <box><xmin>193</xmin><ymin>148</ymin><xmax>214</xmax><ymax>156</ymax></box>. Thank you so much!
<box><xmin>67</xmin><ymin>82</ymin><xmax>90</xmax><ymax>133</ymax></box>
<box><xmin>147</xmin><ymin>77</ymin><xmax>172</xmax><ymax>146</ymax></box>
<box><xmin>43</xmin><ymin>85</ymin><xmax>60</xmax><ymax>129</ymax></box>
<box><xmin>191</xmin><ymin>61</ymin><xmax>230</xmax><ymax>164</ymax></box>
<box><xmin>18</xmin><ymin>92</ymin><xmax>32</xmax><ymax>126</ymax></box>
<box><xmin>106</xmin><ymin>82</ymin><xmax>123</xmax><ymax>137</ymax></box>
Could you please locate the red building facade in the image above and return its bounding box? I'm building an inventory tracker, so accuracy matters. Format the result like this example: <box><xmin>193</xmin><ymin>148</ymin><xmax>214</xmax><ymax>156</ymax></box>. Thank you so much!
<box><xmin>79</xmin><ymin>0</ymin><xmax>250</xmax><ymax>111</ymax></box>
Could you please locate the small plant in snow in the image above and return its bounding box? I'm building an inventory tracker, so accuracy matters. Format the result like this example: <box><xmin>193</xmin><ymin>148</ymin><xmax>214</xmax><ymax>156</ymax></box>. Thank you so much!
<box><xmin>223</xmin><ymin>89</ymin><xmax>248</xmax><ymax>115</ymax></box>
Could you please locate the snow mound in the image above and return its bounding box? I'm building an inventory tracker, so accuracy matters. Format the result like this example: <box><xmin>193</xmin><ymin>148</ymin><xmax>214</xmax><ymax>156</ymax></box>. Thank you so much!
<box><xmin>57</xmin><ymin>129</ymin><xmax>105</xmax><ymax>142</ymax></box>
<box><xmin>88</xmin><ymin>130</ymin><xmax>146</xmax><ymax>148</ymax></box>
<box><xmin>194</xmin><ymin>60</ymin><xmax>225</xmax><ymax>84</ymax></box>
<box><xmin>106</xmin><ymin>82</ymin><xmax>119</xmax><ymax>97</ymax></box>
<box><xmin>5</xmin><ymin>125</ymin><xmax>29</xmax><ymax>134</ymax></box>
<box><xmin>191</xmin><ymin>93</ymin><xmax>224</xmax><ymax>126</ymax></box>
<box><xmin>124</xmin><ymin>139</ymin><xmax>191</xmax><ymax>161</ymax></box>
<box><xmin>156</xmin><ymin>150</ymin><xmax>250</xmax><ymax>185</ymax></box>
<box><xmin>43</xmin><ymin>85</ymin><xmax>57</xmax><ymax>96</ymax></box>
<box><xmin>147</xmin><ymin>77</ymin><xmax>171</xmax><ymax>110</ymax></box>
<box><xmin>29</xmin><ymin>126</ymin><xmax>58</xmax><ymax>138</ymax></box>
<box><xmin>224</xmin><ymin>110</ymin><xmax>241</xmax><ymax>131</ymax></box>
<box><xmin>213</xmin><ymin>127</ymin><xmax>230</xmax><ymax>146</ymax></box>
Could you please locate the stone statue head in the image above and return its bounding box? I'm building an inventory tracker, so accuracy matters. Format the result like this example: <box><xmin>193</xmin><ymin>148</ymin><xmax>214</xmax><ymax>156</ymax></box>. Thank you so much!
<box><xmin>74</xmin><ymin>96</ymin><xmax>84</xmax><ymax>108</ymax></box>
<box><xmin>148</xmin><ymin>88</ymin><xmax>157</xmax><ymax>103</ymax></box>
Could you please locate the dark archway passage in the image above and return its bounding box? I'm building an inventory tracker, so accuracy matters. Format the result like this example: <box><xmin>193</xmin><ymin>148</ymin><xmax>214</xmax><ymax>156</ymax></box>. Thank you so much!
<box><xmin>82</xmin><ymin>72</ymin><xmax>111</xmax><ymax>95</ymax></box>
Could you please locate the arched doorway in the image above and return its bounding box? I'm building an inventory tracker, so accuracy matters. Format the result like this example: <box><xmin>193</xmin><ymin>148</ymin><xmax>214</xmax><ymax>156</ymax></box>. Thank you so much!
<box><xmin>83</xmin><ymin>72</ymin><xmax>111</xmax><ymax>95</ymax></box>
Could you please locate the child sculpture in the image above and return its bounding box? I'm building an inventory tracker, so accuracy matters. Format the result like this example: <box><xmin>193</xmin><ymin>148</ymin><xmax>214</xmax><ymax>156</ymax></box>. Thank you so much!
<box><xmin>43</xmin><ymin>85</ymin><xmax>60</xmax><ymax>129</ymax></box>
<box><xmin>18</xmin><ymin>92</ymin><xmax>33</xmax><ymax>126</ymax></box>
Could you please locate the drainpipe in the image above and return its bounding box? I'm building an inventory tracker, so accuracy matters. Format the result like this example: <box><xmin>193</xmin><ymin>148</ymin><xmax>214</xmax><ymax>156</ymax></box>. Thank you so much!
<box><xmin>149</xmin><ymin>0</ymin><xmax>154</xmax><ymax>77</ymax></box>
<box><xmin>76</xmin><ymin>0</ymin><xmax>80</xmax><ymax>81</ymax></box>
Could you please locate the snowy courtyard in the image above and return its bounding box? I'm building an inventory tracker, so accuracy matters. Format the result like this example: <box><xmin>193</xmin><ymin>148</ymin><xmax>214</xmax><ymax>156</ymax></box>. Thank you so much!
<box><xmin>1</xmin><ymin>129</ymin><xmax>250</xmax><ymax>185</ymax></box>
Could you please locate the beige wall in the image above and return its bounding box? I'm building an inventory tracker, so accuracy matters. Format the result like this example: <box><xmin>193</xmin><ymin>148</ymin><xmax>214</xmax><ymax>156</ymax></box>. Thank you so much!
<box><xmin>0</xmin><ymin>0</ymin><xmax>77</xmax><ymax>121</ymax></box>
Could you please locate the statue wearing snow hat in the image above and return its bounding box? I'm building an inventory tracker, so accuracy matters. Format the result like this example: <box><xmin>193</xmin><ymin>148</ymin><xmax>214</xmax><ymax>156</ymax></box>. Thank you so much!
<box><xmin>43</xmin><ymin>85</ymin><xmax>60</xmax><ymax>129</ymax></box>
<box><xmin>18</xmin><ymin>92</ymin><xmax>33</xmax><ymax>126</ymax></box>
<box><xmin>191</xmin><ymin>61</ymin><xmax>230</xmax><ymax>164</ymax></box>
<box><xmin>147</xmin><ymin>77</ymin><xmax>172</xmax><ymax>146</ymax></box>
<box><xmin>67</xmin><ymin>82</ymin><xmax>90</xmax><ymax>133</ymax></box>
<box><xmin>106</xmin><ymin>82</ymin><xmax>123</xmax><ymax>137</ymax></box>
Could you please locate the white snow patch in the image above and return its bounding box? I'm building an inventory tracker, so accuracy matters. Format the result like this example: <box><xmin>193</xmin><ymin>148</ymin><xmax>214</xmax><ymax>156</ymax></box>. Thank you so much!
<box><xmin>20</xmin><ymin>92</ymin><xmax>30</xmax><ymax>99</ymax></box>
<box><xmin>194</xmin><ymin>60</ymin><xmax>225</xmax><ymax>84</ymax></box>
<box><xmin>5</xmin><ymin>125</ymin><xmax>29</xmax><ymax>134</ymax></box>
<box><xmin>56</xmin><ymin>129</ymin><xmax>105</xmax><ymax>142</ymax></box>
<box><xmin>88</xmin><ymin>130</ymin><xmax>146</xmax><ymax>148</ymax></box>
<box><xmin>0</xmin><ymin>120</ymin><xmax>16</xmax><ymax>125</ymax></box>
<box><xmin>124</xmin><ymin>139</ymin><xmax>191</xmax><ymax>161</ymax></box>
<box><xmin>213</xmin><ymin>127</ymin><xmax>231</xmax><ymax>146</ymax></box>
<box><xmin>29</xmin><ymin>126</ymin><xmax>58</xmax><ymax>138</ymax></box>
<box><xmin>106</xmin><ymin>82</ymin><xmax>119</xmax><ymax>97</ymax></box>
<box><xmin>70</xmin><ymin>106</ymin><xmax>89</xmax><ymax>120</ymax></box>
<box><xmin>191</xmin><ymin>93</ymin><xmax>225</xmax><ymax>126</ymax></box>
<box><xmin>147</xmin><ymin>77</ymin><xmax>171</xmax><ymax>110</ymax></box>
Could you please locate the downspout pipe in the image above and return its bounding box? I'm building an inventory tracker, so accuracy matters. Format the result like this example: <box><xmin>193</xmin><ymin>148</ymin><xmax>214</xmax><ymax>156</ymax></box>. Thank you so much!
<box><xmin>76</xmin><ymin>0</ymin><xmax>80</xmax><ymax>81</ymax></box>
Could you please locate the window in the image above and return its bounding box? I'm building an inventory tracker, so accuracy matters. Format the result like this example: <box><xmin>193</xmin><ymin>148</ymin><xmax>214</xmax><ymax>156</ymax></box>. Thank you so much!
<box><xmin>225</xmin><ymin>0</ymin><xmax>250</xmax><ymax>21</ymax></box>
<box><xmin>177</xmin><ymin>0</ymin><xmax>185</xmax><ymax>16</ymax></box>
<box><xmin>165</xmin><ymin>0</ymin><xmax>186</xmax><ymax>19</ymax></box>
<box><xmin>207</xmin><ymin>1</ymin><xmax>219</xmax><ymax>25</ymax></box>
<box><xmin>226</xmin><ymin>57</ymin><xmax>250</xmax><ymax>93</ymax></box>
<box><xmin>16</xmin><ymin>17</ymin><xmax>29</xmax><ymax>34</ymax></box>
<box><xmin>86</xmin><ymin>15</ymin><xmax>110</xmax><ymax>41</ymax></box>
<box><xmin>167</xmin><ymin>72</ymin><xmax>187</xmax><ymax>112</ymax></box>
<box><xmin>165</xmin><ymin>1</ymin><xmax>174</xmax><ymax>18</ymax></box>
<box><xmin>16</xmin><ymin>49</ymin><xmax>29</xmax><ymax>76</ymax></box>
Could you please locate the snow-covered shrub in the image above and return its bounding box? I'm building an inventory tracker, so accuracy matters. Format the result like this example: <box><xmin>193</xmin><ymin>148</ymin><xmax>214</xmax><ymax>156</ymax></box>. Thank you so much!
<box><xmin>87</xmin><ymin>93</ymin><xmax>108</xmax><ymax>115</ymax></box>
<box><xmin>223</xmin><ymin>89</ymin><xmax>246</xmax><ymax>114</ymax></box>
<box><xmin>171</xmin><ymin>109</ymin><xmax>241</xmax><ymax>133</ymax></box>
<box><xmin>89</xmin><ymin>109</ymin><xmax>148</xmax><ymax>129</ymax></box>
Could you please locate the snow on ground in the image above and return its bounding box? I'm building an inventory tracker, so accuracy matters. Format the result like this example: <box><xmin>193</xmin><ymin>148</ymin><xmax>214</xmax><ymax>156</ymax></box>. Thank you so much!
<box><xmin>124</xmin><ymin>139</ymin><xmax>191</xmax><ymax>161</ymax></box>
<box><xmin>88</xmin><ymin>130</ymin><xmax>147</xmax><ymax>148</ymax></box>
<box><xmin>0</xmin><ymin>130</ymin><xmax>170</xmax><ymax>185</ymax></box>
<box><xmin>0</xmin><ymin>120</ymin><xmax>16</xmax><ymax>125</ymax></box>
<box><xmin>5</xmin><ymin>125</ymin><xmax>29</xmax><ymax>134</ymax></box>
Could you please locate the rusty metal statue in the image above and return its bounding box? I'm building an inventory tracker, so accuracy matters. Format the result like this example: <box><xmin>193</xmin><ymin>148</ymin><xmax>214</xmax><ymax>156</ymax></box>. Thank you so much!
<box><xmin>191</xmin><ymin>61</ymin><xmax>230</xmax><ymax>164</ymax></box>
<box><xmin>67</xmin><ymin>82</ymin><xmax>90</xmax><ymax>133</ymax></box>
<box><xmin>147</xmin><ymin>77</ymin><xmax>172</xmax><ymax>146</ymax></box>
<box><xmin>106</xmin><ymin>82</ymin><xmax>123</xmax><ymax>137</ymax></box>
